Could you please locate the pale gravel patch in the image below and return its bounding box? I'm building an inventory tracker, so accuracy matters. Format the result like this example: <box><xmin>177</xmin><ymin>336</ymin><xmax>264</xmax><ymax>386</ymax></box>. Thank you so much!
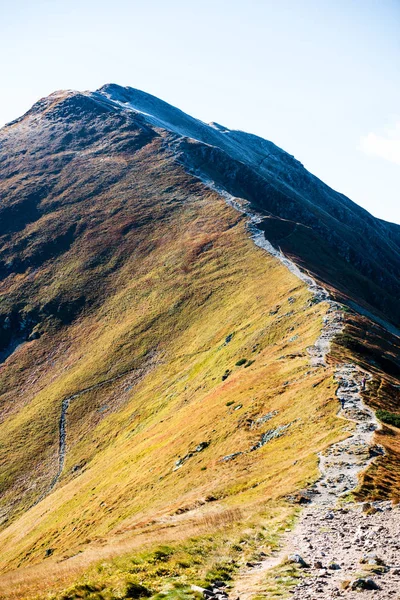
<box><xmin>291</xmin><ymin>503</ymin><xmax>400</xmax><ymax>599</ymax></box>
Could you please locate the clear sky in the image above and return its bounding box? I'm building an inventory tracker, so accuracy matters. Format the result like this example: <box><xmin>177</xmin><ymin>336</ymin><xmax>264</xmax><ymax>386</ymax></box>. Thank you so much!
<box><xmin>1</xmin><ymin>0</ymin><xmax>399</xmax><ymax>224</ymax></box>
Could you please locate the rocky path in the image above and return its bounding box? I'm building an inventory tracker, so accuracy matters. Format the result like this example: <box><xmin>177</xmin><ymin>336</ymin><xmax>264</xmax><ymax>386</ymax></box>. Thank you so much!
<box><xmin>196</xmin><ymin>184</ymin><xmax>396</xmax><ymax>600</ymax></box>
<box><xmin>315</xmin><ymin>365</ymin><xmax>382</xmax><ymax>505</ymax></box>
<box><xmin>230</xmin><ymin>361</ymin><xmax>391</xmax><ymax>600</ymax></box>
<box><xmin>290</xmin><ymin>502</ymin><xmax>400</xmax><ymax>599</ymax></box>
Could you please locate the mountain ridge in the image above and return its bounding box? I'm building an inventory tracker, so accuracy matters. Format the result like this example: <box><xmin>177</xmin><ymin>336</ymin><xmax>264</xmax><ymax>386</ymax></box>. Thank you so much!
<box><xmin>0</xmin><ymin>85</ymin><xmax>399</xmax><ymax>599</ymax></box>
<box><xmin>6</xmin><ymin>82</ymin><xmax>400</xmax><ymax>229</ymax></box>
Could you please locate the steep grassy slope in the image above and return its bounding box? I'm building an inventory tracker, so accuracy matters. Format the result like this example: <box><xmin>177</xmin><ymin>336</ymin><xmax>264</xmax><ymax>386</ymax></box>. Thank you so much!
<box><xmin>177</xmin><ymin>138</ymin><xmax>400</xmax><ymax>331</ymax></box>
<box><xmin>81</xmin><ymin>84</ymin><xmax>400</xmax><ymax>329</ymax></box>
<box><xmin>0</xmin><ymin>171</ymin><xmax>340</xmax><ymax>594</ymax></box>
<box><xmin>0</xmin><ymin>89</ymin><xmax>398</xmax><ymax>599</ymax></box>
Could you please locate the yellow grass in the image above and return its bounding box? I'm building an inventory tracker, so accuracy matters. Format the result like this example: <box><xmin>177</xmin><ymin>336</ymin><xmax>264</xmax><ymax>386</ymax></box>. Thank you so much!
<box><xmin>0</xmin><ymin>152</ymin><xmax>346</xmax><ymax>598</ymax></box>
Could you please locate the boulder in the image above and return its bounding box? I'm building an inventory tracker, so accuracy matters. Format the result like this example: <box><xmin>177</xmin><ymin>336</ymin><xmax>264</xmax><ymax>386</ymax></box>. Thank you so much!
<box><xmin>313</xmin><ymin>560</ymin><xmax>323</xmax><ymax>569</ymax></box>
<box><xmin>288</xmin><ymin>554</ymin><xmax>310</xmax><ymax>568</ymax></box>
<box><xmin>351</xmin><ymin>578</ymin><xmax>380</xmax><ymax>591</ymax></box>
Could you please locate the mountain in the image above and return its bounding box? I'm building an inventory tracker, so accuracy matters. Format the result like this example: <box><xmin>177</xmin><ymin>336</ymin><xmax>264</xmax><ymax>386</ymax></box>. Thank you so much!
<box><xmin>0</xmin><ymin>85</ymin><xmax>398</xmax><ymax>600</ymax></box>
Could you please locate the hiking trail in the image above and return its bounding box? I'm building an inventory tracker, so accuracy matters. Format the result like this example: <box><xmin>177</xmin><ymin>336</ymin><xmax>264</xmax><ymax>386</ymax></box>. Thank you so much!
<box><xmin>200</xmin><ymin>184</ymin><xmax>393</xmax><ymax>600</ymax></box>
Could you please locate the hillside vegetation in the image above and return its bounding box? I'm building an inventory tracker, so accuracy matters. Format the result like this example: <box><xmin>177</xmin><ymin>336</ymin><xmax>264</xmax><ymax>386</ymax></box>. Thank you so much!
<box><xmin>0</xmin><ymin>88</ymin><xmax>398</xmax><ymax>599</ymax></box>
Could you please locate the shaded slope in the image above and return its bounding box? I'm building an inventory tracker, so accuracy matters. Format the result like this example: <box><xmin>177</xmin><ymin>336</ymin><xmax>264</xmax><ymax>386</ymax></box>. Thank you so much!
<box><xmin>176</xmin><ymin>140</ymin><xmax>400</xmax><ymax>329</ymax></box>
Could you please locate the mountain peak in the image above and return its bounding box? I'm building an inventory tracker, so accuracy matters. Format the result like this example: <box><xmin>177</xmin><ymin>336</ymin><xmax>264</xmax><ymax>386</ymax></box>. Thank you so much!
<box><xmin>94</xmin><ymin>83</ymin><xmax>221</xmax><ymax>144</ymax></box>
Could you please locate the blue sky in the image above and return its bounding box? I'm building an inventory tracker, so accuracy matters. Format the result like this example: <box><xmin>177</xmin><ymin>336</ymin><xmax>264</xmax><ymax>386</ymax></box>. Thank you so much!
<box><xmin>1</xmin><ymin>0</ymin><xmax>399</xmax><ymax>223</ymax></box>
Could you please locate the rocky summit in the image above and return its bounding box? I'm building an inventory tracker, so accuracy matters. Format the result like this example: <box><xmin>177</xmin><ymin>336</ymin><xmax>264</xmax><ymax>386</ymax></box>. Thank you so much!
<box><xmin>0</xmin><ymin>85</ymin><xmax>398</xmax><ymax>600</ymax></box>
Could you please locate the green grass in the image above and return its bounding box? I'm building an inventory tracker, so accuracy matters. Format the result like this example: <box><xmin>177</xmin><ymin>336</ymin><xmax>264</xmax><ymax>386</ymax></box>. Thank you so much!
<box><xmin>235</xmin><ymin>359</ymin><xmax>247</xmax><ymax>367</ymax></box>
<box><xmin>376</xmin><ymin>409</ymin><xmax>400</xmax><ymax>429</ymax></box>
<box><xmin>256</xmin><ymin>561</ymin><xmax>302</xmax><ymax>599</ymax></box>
<box><xmin>36</xmin><ymin>503</ymin><xmax>296</xmax><ymax>600</ymax></box>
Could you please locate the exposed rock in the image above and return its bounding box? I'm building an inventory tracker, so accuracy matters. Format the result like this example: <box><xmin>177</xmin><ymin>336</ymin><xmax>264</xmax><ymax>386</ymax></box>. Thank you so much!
<box><xmin>369</xmin><ymin>445</ymin><xmax>385</xmax><ymax>458</ymax></box>
<box><xmin>195</xmin><ymin>442</ymin><xmax>210</xmax><ymax>453</ymax></box>
<box><xmin>360</xmin><ymin>553</ymin><xmax>385</xmax><ymax>566</ymax></box>
<box><xmin>250</xmin><ymin>423</ymin><xmax>291</xmax><ymax>451</ymax></box>
<box><xmin>287</xmin><ymin>490</ymin><xmax>314</xmax><ymax>504</ymax></box>
<box><xmin>220</xmin><ymin>452</ymin><xmax>243</xmax><ymax>462</ymax></box>
<box><xmin>174</xmin><ymin>441</ymin><xmax>210</xmax><ymax>470</ymax></box>
<box><xmin>289</xmin><ymin>554</ymin><xmax>310</xmax><ymax>568</ymax></box>
<box><xmin>71</xmin><ymin>463</ymin><xmax>84</xmax><ymax>473</ymax></box>
<box><xmin>350</xmin><ymin>578</ymin><xmax>380</xmax><ymax>591</ymax></box>
<box><xmin>255</xmin><ymin>411</ymin><xmax>278</xmax><ymax>426</ymax></box>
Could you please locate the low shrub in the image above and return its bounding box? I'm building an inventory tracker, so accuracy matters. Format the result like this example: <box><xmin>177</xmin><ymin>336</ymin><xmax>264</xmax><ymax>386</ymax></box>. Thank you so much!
<box><xmin>235</xmin><ymin>358</ymin><xmax>247</xmax><ymax>366</ymax></box>
<box><xmin>203</xmin><ymin>560</ymin><xmax>236</xmax><ymax>584</ymax></box>
<box><xmin>125</xmin><ymin>582</ymin><xmax>153</xmax><ymax>598</ymax></box>
<box><xmin>244</xmin><ymin>360</ymin><xmax>255</xmax><ymax>368</ymax></box>
<box><xmin>221</xmin><ymin>369</ymin><xmax>231</xmax><ymax>381</ymax></box>
<box><xmin>376</xmin><ymin>409</ymin><xmax>400</xmax><ymax>428</ymax></box>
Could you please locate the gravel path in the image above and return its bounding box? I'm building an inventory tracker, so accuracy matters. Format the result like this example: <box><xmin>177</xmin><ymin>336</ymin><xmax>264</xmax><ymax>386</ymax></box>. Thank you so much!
<box><xmin>315</xmin><ymin>365</ymin><xmax>382</xmax><ymax>505</ymax></box>
<box><xmin>291</xmin><ymin>502</ymin><xmax>400</xmax><ymax>599</ymax></box>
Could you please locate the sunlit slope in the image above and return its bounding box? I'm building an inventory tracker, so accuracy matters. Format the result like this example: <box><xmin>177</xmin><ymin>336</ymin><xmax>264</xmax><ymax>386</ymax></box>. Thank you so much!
<box><xmin>0</xmin><ymin>168</ymin><xmax>340</xmax><ymax>575</ymax></box>
<box><xmin>0</xmin><ymin>88</ymin><xmax>398</xmax><ymax>600</ymax></box>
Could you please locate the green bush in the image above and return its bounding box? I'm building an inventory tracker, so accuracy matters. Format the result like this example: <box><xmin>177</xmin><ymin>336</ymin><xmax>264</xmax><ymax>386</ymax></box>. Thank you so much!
<box><xmin>221</xmin><ymin>369</ymin><xmax>231</xmax><ymax>381</ymax></box>
<box><xmin>59</xmin><ymin>583</ymin><xmax>105</xmax><ymax>599</ymax></box>
<box><xmin>376</xmin><ymin>409</ymin><xmax>400</xmax><ymax>428</ymax></box>
<box><xmin>125</xmin><ymin>582</ymin><xmax>153</xmax><ymax>598</ymax></box>
<box><xmin>244</xmin><ymin>360</ymin><xmax>255</xmax><ymax>368</ymax></box>
<box><xmin>204</xmin><ymin>560</ymin><xmax>236</xmax><ymax>584</ymax></box>
<box><xmin>235</xmin><ymin>358</ymin><xmax>247</xmax><ymax>366</ymax></box>
<box><xmin>149</xmin><ymin>546</ymin><xmax>174</xmax><ymax>563</ymax></box>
